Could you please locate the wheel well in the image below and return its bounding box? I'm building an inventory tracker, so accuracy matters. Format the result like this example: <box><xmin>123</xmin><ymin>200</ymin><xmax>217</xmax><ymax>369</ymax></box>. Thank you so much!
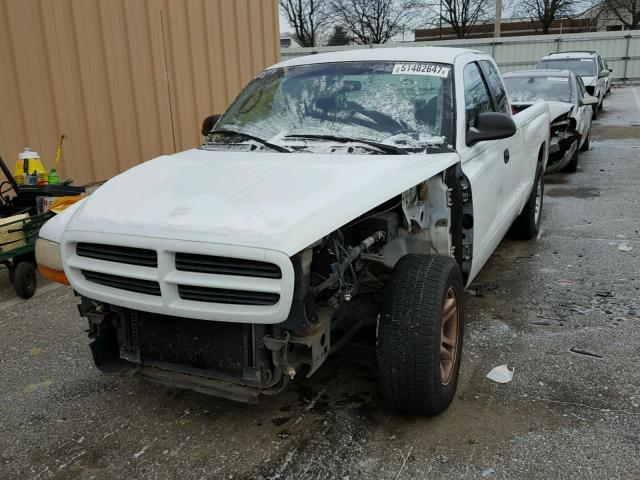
<box><xmin>445</xmin><ymin>164</ymin><xmax>472</xmax><ymax>284</ymax></box>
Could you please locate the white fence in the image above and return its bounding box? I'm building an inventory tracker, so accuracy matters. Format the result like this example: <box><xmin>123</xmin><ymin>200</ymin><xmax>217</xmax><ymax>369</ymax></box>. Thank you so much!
<box><xmin>280</xmin><ymin>30</ymin><xmax>640</xmax><ymax>82</ymax></box>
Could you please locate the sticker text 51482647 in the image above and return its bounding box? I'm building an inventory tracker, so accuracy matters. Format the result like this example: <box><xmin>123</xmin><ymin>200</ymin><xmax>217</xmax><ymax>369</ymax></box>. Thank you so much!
<box><xmin>392</xmin><ymin>63</ymin><xmax>450</xmax><ymax>78</ymax></box>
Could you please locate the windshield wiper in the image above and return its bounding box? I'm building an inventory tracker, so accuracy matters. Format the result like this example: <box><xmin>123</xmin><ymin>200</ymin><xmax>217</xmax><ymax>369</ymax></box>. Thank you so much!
<box><xmin>210</xmin><ymin>129</ymin><xmax>291</xmax><ymax>153</ymax></box>
<box><xmin>284</xmin><ymin>134</ymin><xmax>409</xmax><ymax>155</ymax></box>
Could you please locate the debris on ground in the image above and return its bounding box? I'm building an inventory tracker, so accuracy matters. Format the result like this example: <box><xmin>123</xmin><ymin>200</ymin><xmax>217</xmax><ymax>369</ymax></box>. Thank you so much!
<box><xmin>569</xmin><ymin>347</ymin><xmax>603</xmax><ymax>359</ymax></box>
<box><xmin>530</xmin><ymin>320</ymin><xmax>551</xmax><ymax>326</ymax></box>
<box><xmin>482</xmin><ymin>468</ymin><xmax>496</xmax><ymax>477</ymax></box>
<box><xmin>558</xmin><ymin>303</ymin><xmax>589</xmax><ymax>315</ymax></box>
<box><xmin>486</xmin><ymin>365</ymin><xmax>514</xmax><ymax>383</ymax></box>
<box><xmin>467</xmin><ymin>282</ymin><xmax>498</xmax><ymax>297</ymax></box>
<box><xmin>595</xmin><ymin>291</ymin><xmax>615</xmax><ymax>298</ymax></box>
<box><xmin>618</xmin><ymin>242</ymin><xmax>633</xmax><ymax>252</ymax></box>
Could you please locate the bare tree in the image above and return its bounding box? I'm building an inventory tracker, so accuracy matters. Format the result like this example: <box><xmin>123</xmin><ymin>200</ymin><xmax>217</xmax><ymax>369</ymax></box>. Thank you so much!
<box><xmin>330</xmin><ymin>0</ymin><xmax>421</xmax><ymax>44</ymax></box>
<box><xmin>605</xmin><ymin>0</ymin><xmax>640</xmax><ymax>29</ymax></box>
<box><xmin>435</xmin><ymin>0</ymin><xmax>490</xmax><ymax>38</ymax></box>
<box><xmin>280</xmin><ymin>0</ymin><xmax>330</xmax><ymax>47</ymax></box>
<box><xmin>516</xmin><ymin>0</ymin><xmax>578</xmax><ymax>33</ymax></box>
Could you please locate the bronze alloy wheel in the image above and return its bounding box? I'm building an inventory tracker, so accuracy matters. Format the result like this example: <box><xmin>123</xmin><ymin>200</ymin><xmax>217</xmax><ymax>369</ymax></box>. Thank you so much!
<box><xmin>440</xmin><ymin>286</ymin><xmax>459</xmax><ymax>385</ymax></box>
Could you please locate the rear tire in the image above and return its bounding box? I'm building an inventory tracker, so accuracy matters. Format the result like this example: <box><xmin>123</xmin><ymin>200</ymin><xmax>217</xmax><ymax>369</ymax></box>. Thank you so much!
<box><xmin>377</xmin><ymin>254</ymin><xmax>464</xmax><ymax>416</ymax></box>
<box><xmin>13</xmin><ymin>261</ymin><xmax>36</xmax><ymax>299</ymax></box>
<box><xmin>510</xmin><ymin>163</ymin><xmax>544</xmax><ymax>239</ymax></box>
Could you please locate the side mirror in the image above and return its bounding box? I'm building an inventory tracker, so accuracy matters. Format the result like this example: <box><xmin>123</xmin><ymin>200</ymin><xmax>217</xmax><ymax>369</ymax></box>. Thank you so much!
<box><xmin>598</xmin><ymin>70</ymin><xmax>610</xmax><ymax>78</ymax></box>
<box><xmin>201</xmin><ymin>114</ymin><xmax>221</xmax><ymax>136</ymax></box>
<box><xmin>466</xmin><ymin>112</ymin><xmax>517</xmax><ymax>146</ymax></box>
<box><xmin>580</xmin><ymin>95</ymin><xmax>599</xmax><ymax>106</ymax></box>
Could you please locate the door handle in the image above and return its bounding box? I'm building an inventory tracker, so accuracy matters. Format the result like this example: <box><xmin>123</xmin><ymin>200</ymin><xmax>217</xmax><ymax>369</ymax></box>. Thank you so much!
<box><xmin>503</xmin><ymin>149</ymin><xmax>510</xmax><ymax>164</ymax></box>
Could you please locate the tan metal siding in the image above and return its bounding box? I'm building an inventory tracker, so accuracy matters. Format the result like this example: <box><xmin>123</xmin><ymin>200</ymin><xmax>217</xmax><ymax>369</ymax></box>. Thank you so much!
<box><xmin>0</xmin><ymin>0</ymin><xmax>279</xmax><ymax>185</ymax></box>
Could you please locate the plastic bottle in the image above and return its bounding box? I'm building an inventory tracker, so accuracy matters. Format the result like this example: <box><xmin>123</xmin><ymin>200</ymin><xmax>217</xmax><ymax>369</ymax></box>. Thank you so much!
<box><xmin>48</xmin><ymin>168</ymin><xmax>59</xmax><ymax>185</ymax></box>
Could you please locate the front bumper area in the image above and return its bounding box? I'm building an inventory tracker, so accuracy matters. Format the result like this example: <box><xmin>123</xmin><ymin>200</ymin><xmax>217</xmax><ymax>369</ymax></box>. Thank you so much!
<box><xmin>82</xmin><ymin>301</ymin><xmax>286</xmax><ymax>402</ymax></box>
<box><xmin>80</xmin><ymin>297</ymin><xmax>332</xmax><ymax>403</ymax></box>
<box><xmin>546</xmin><ymin>134</ymin><xmax>579</xmax><ymax>173</ymax></box>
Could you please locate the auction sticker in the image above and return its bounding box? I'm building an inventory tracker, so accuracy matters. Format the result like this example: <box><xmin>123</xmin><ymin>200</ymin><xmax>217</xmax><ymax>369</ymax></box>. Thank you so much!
<box><xmin>547</xmin><ymin>77</ymin><xmax>569</xmax><ymax>81</ymax></box>
<box><xmin>392</xmin><ymin>63</ymin><xmax>450</xmax><ymax>77</ymax></box>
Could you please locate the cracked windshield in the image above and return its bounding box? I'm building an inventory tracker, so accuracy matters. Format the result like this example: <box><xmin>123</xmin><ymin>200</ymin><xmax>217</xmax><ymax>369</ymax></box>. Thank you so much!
<box><xmin>207</xmin><ymin>61</ymin><xmax>455</xmax><ymax>153</ymax></box>
<box><xmin>504</xmin><ymin>75</ymin><xmax>572</xmax><ymax>103</ymax></box>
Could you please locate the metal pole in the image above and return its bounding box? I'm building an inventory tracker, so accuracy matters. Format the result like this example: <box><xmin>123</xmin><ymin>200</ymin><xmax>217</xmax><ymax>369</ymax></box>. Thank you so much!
<box><xmin>439</xmin><ymin>0</ymin><xmax>443</xmax><ymax>40</ymax></box>
<box><xmin>623</xmin><ymin>34</ymin><xmax>631</xmax><ymax>84</ymax></box>
<box><xmin>494</xmin><ymin>0</ymin><xmax>502</xmax><ymax>38</ymax></box>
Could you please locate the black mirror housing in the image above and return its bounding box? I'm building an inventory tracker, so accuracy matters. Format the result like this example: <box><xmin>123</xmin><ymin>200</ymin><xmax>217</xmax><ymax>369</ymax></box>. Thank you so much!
<box><xmin>202</xmin><ymin>114</ymin><xmax>221</xmax><ymax>136</ymax></box>
<box><xmin>466</xmin><ymin>112</ymin><xmax>517</xmax><ymax>146</ymax></box>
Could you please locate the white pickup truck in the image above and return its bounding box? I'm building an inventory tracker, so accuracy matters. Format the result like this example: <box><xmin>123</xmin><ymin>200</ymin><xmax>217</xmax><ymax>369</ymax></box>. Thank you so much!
<box><xmin>36</xmin><ymin>47</ymin><xmax>550</xmax><ymax>415</ymax></box>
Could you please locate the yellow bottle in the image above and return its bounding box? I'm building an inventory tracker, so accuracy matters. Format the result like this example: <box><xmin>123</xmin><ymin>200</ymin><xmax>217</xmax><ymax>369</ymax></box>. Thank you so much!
<box><xmin>14</xmin><ymin>148</ymin><xmax>47</xmax><ymax>185</ymax></box>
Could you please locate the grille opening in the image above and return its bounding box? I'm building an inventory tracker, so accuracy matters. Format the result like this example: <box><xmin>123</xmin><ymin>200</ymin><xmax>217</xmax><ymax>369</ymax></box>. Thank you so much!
<box><xmin>175</xmin><ymin>253</ymin><xmax>281</xmax><ymax>279</ymax></box>
<box><xmin>82</xmin><ymin>270</ymin><xmax>161</xmax><ymax>296</ymax></box>
<box><xmin>77</xmin><ymin>243</ymin><xmax>157</xmax><ymax>267</ymax></box>
<box><xmin>127</xmin><ymin>311</ymin><xmax>252</xmax><ymax>377</ymax></box>
<box><xmin>178</xmin><ymin>285</ymin><xmax>279</xmax><ymax>306</ymax></box>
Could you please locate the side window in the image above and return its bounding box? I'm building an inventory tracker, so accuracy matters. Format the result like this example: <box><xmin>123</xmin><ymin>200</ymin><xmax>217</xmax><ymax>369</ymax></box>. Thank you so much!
<box><xmin>479</xmin><ymin>61</ymin><xmax>509</xmax><ymax>114</ymax></box>
<box><xmin>597</xmin><ymin>56</ymin><xmax>605</xmax><ymax>73</ymax></box>
<box><xmin>463</xmin><ymin>62</ymin><xmax>495</xmax><ymax>126</ymax></box>
<box><xmin>576</xmin><ymin>75</ymin><xmax>586</xmax><ymax>98</ymax></box>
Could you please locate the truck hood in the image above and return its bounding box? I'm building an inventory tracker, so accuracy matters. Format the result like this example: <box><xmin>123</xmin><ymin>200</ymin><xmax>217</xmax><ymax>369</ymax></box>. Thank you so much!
<box><xmin>582</xmin><ymin>76</ymin><xmax>597</xmax><ymax>87</ymax></box>
<box><xmin>56</xmin><ymin>148</ymin><xmax>459</xmax><ymax>256</ymax></box>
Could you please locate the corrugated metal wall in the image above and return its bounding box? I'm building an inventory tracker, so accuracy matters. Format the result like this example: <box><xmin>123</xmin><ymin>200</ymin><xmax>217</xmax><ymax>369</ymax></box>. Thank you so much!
<box><xmin>281</xmin><ymin>30</ymin><xmax>640</xmax><ymax>82</ymax></box>
<box><xmin>0</xmin><ymin>0</ymin><xmax>279</xmax><ymax>185</ymax></box>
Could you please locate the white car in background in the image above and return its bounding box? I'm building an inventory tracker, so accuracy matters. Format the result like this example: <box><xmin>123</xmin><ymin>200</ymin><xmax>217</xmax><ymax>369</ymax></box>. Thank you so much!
<box><xmin>504</xmin><ymin>69</ymin><xmax>598</xmax><ymax>173</ymax></box>
<box><xmin>537</xmin><ymin>51</ymin><xmax>610</xmax><ymax>119</ymax></box>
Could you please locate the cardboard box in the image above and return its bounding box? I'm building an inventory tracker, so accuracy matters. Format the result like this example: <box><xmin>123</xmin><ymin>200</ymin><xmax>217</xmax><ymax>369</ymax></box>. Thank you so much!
<box><xmin>0</xmin><ymin>213</ymin><xmax>29</xmax><ymax>253</ymax></box>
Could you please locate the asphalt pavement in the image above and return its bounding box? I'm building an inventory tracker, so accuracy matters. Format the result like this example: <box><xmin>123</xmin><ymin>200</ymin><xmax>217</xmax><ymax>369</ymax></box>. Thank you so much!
<box><xmin>0</xmin><ymin>86</ymin><xmax>639</xmax><ymax>480</ymax></box>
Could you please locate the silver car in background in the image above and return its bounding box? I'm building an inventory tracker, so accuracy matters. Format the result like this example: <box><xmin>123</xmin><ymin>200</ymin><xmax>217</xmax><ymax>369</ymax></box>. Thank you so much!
<box><xmin>536</xmin><ymin>51</ymin><xmax>610</xmax><ymax>119</ymax></box>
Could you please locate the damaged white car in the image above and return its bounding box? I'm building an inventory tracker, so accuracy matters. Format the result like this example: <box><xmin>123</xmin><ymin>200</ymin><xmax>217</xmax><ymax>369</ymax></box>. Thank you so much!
<box><xmin>504</xmin><ymin>69</ymin><xmax>597</xmax><ymax>173</ymax></box>
<box><xmin>36</xmin><ymin>47</ymin><xmax>550</xmax><ymax>415</ymax></box>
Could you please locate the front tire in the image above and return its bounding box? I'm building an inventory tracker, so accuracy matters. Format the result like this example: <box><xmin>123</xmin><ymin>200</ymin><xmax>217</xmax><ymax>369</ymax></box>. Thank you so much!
<box><xmin>13</xmin><ymin>261</ymin><xmax>37</xmax><ymax>299</ymax></box>
<box><xmin>377</xmin><ymin>254</ymin><xmax>464</xmax><ymax>416</ymax></box>
<box><xmin>510</xmin><ymin>163</ymin><xmax>544</xmax><ymax>239</ymax></box>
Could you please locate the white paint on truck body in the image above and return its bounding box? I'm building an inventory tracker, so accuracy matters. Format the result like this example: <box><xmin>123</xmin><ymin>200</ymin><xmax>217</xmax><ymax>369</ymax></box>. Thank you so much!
<box><xmin>40</xmin><ymin>46</ymin><xmax>550</xmax><ymax>323</ymax></box>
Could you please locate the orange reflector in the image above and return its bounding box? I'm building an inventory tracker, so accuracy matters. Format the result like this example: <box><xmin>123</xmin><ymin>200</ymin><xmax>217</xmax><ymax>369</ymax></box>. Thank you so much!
<box><xmin>38</xmin><ymin>265</ymin><xmax>69</xmax><ymax>285</ymax></box>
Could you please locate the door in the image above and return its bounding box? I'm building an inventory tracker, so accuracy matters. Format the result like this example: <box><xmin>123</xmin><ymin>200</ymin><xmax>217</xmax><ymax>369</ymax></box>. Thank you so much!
<box><xmin>460</xmin><ymin>61</ymin><xmax>521</xmax><ymax>278</ymax></box>
<box><xmin>575</xmin><ymin>75</ymin><xmax>593</xmax><ymax>140</ymax></box>
<box><xmin>477</xmin><ymin>60</ymin><xmax>523</xmax><ymax>220</ymax></box>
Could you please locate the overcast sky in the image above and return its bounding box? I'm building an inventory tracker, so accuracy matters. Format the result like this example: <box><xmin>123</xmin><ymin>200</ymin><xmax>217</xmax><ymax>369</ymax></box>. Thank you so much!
<box><xmin>279</xmin><ymin>10</ymin><xmax>292</xmax><ymax>34</ymax></box>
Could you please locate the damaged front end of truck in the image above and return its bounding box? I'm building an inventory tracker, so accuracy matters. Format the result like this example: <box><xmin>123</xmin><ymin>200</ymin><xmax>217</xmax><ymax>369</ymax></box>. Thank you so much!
<box><xmin>71</xmin><ymin>163</ymin><xmax>469</xmax><ymax>404</ymax></box>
